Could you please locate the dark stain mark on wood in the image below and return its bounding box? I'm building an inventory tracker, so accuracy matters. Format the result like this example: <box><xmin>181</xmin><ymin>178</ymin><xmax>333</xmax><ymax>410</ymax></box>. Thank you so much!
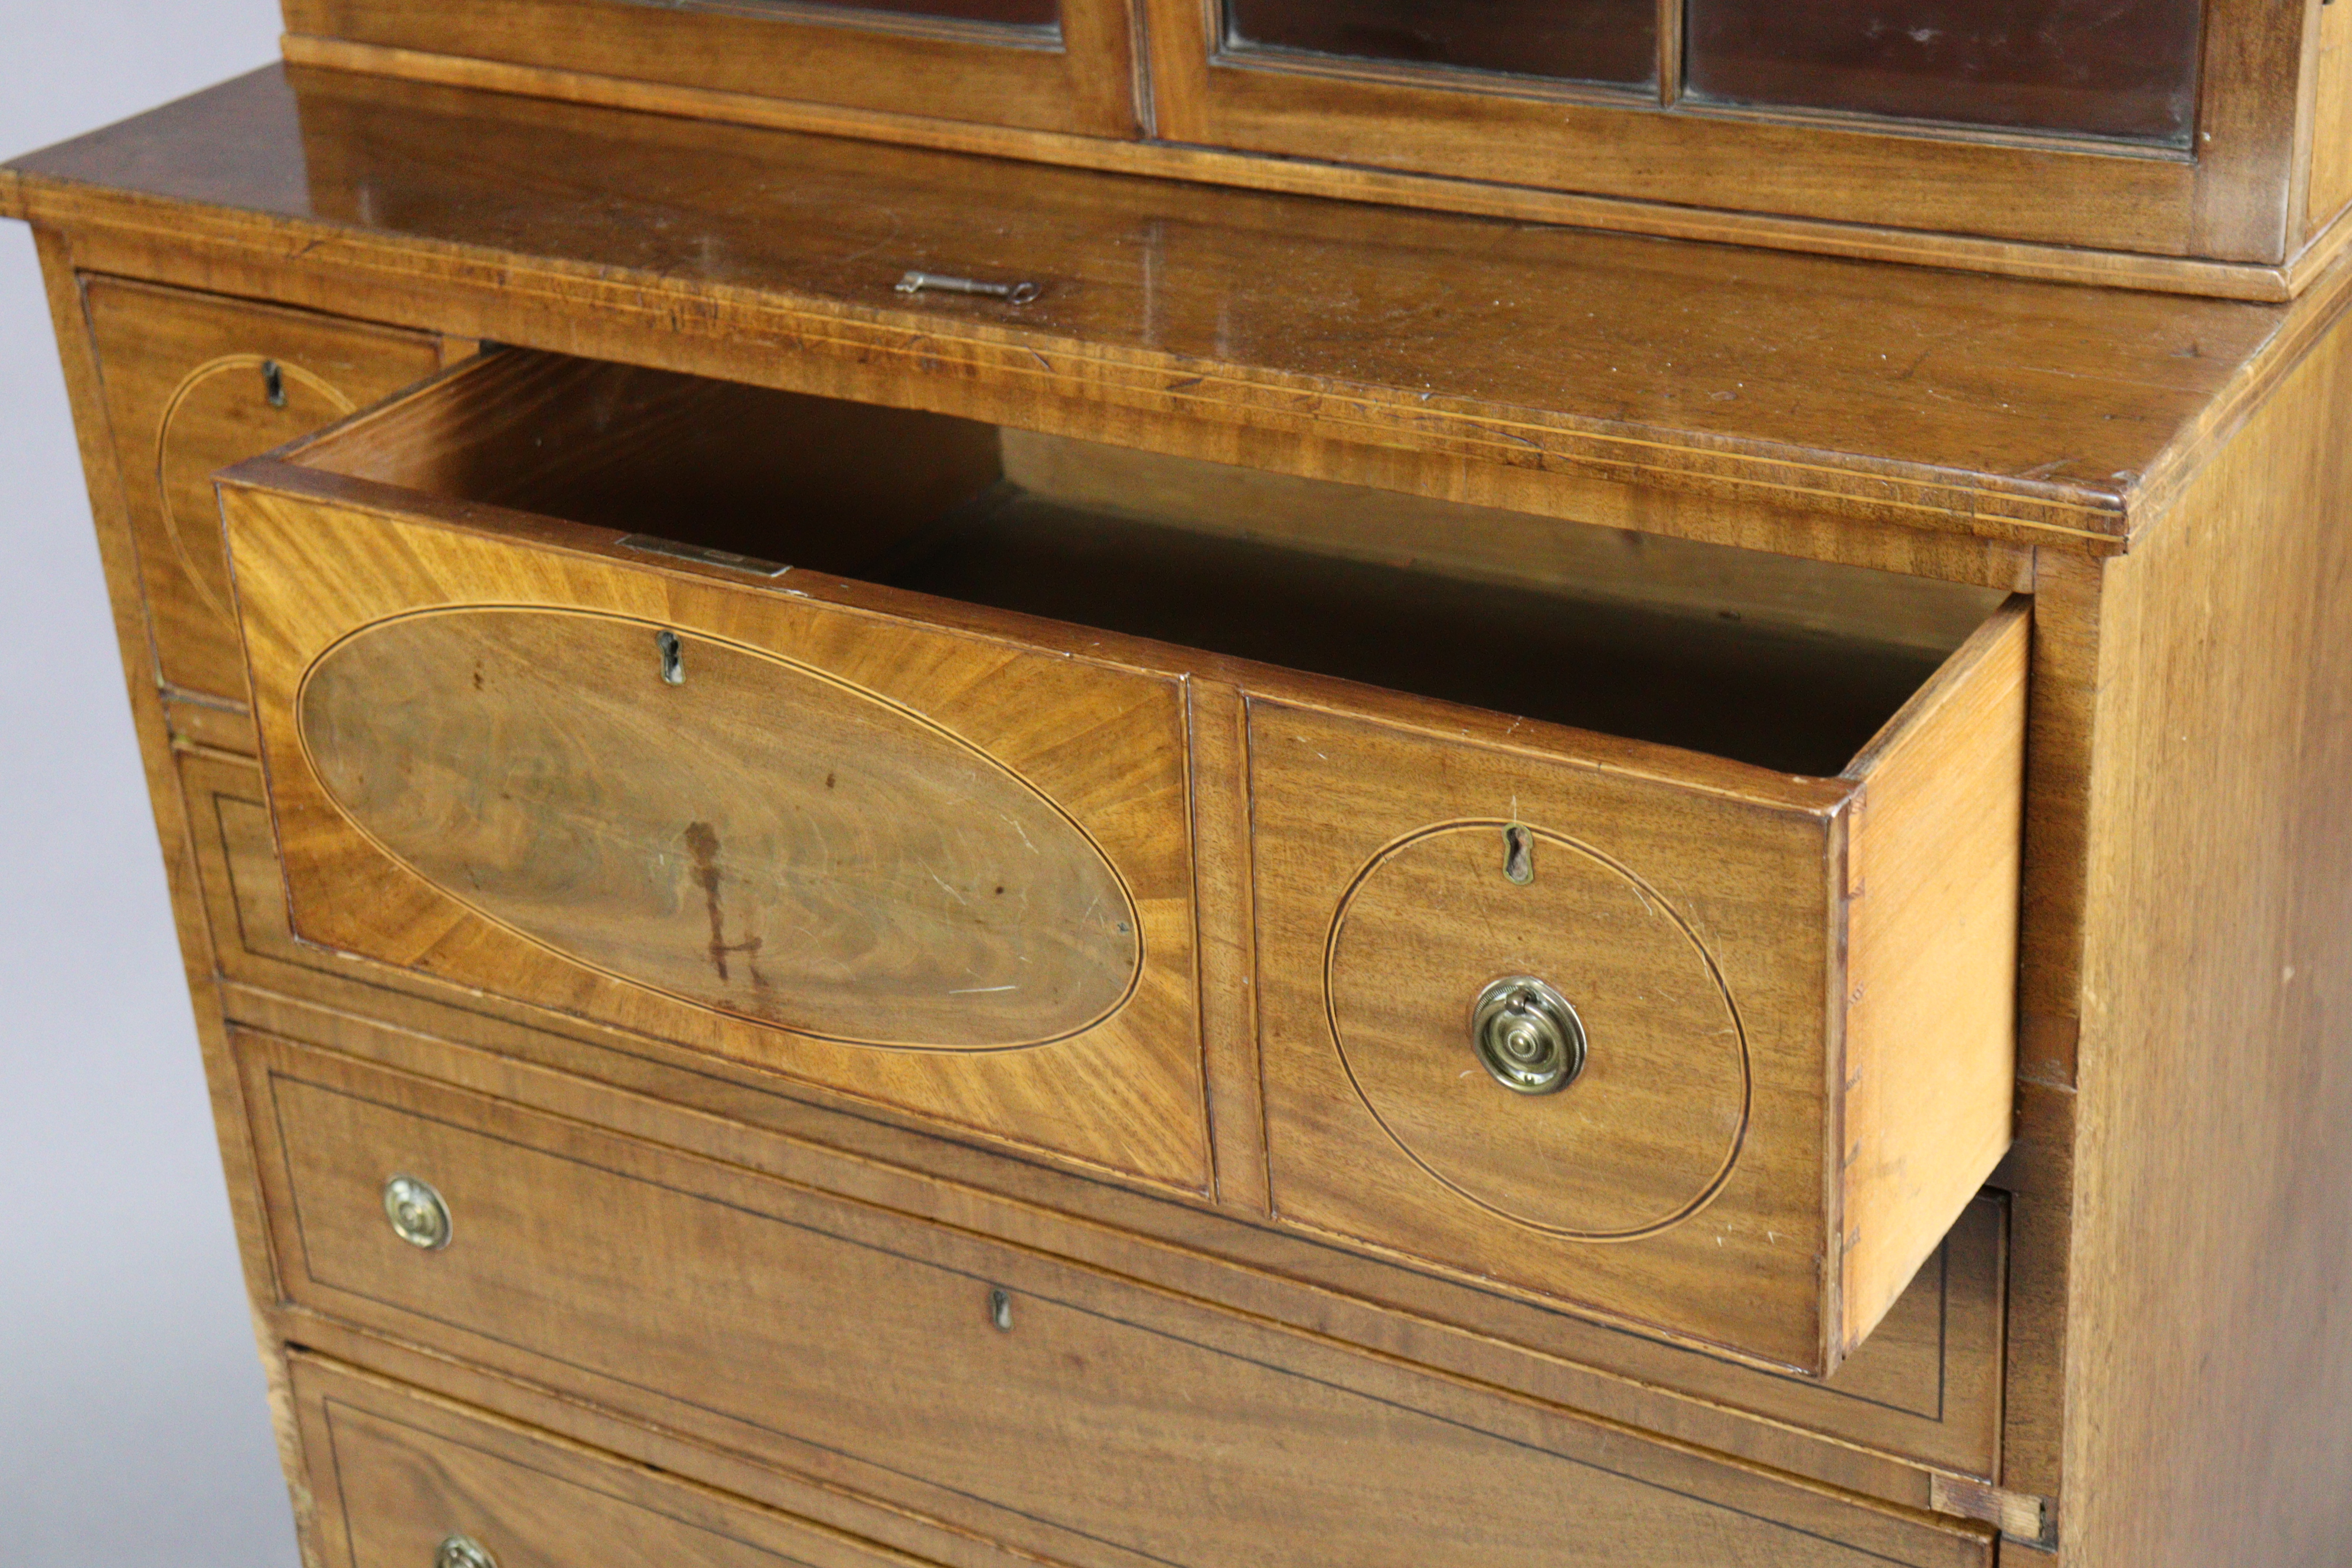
<box><xmin>683</xmin><ymin>819</ymin><xmax>763</xmax><ymax>983</ymax></box>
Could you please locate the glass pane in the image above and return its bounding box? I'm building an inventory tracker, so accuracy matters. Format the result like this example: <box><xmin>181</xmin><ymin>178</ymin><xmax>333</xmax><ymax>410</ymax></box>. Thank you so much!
<box><xmin>1223</xmin><ymin>0</ymin><xmax>1658</xmax><ymax>90</ymax></box>
<box><xmin>757</xmin><ymin>0</ymin><xmax>1059</xmax><ymax>28</ymax></box>
<box><xmin>1684</xmin><ymin>0</ymin><xmax>2202</xmax><ymax>144</ymax></box>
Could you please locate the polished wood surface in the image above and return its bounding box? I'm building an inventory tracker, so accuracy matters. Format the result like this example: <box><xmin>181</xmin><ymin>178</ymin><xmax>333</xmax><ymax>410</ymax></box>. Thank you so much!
<box><xmin>2308</xmin><ymin>2</ymin><xmax>2352</xmax><ymax>246</ymax></box>
<box><xmin>181</xmin><ymin>749</ymin><xmax>2012</xmax><ymax>1496</ymax></box>
<box><xmin>2</xmin><ymin>66</ymin><xmax>2335</xmax><ymax>556</ymax></box>
<box><xmin>221</xmin><ymin>472</ymin><xmax>1209</xmax><ymax>1187</ymax></box>
<box><xmin>78</xmin><ymin>275</ymin><xmax>449</xmax><ymax>704</ymax></box>
<box><xmin>283</xmin><ymin>0</ymin><xmax>1138</xmax><ymax>138</ymax></box>
<box><xmin>279</xmin><ymin>37</ymin><xmax>2352</xmax><ymax>301</ymax></box>
<box><xmin>246</xmin><ymin>1031</ymin><xmax>1995</xmax><ymax>1568</ymax></box>
<box><xmin>1835</xmin><ymin>603</ymin><xmax>2027</xmax><ymax>1355</ymax></box>
<box><xmin>298</xmin><ymin>606</ymin><xmax>1146</xmax><ymax>1048</ymax></box>
<box><xmin>995</xmin><ymin>430</ymin><xmax>2011</xmax><ymax>658</ymax></box>
<box><xmin>273</xmin><ymin>0</ymin><xmax>2320</xmax><ymax>283</ymax></box>
<box><xmin>14</xmin><ymin>54</ymin><xmax>2352</xmax><ymax>1568</ymax></box>
<box><xmin>290</xmin><ymin>1357</ymin><xmax>942</xmax><ymax>1568</ymax></box>
<box><xmin>222</xmin><ymin>344</ymin><xmax>2021</xmax><ymax>1370</ymax></box>
<box><xmin>1247</xmin><ymin>601</ymin><xmax>2021</xmax><ymax>1375</ymax></box>
<box><xmin>2064</xmin><ymin>266</ymin><xmax>2352</xmax><ymax>1567</ymax></box>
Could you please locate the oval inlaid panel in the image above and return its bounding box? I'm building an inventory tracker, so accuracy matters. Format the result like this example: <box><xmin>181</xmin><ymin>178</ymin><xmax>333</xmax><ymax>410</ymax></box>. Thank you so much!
<box><xmin>298</xmin><ymin>607</ymin><xmax>1141</xmax><ymax>1048</ymax></box>
<box><xmin>158</xmin><ymin>354</ymin><xmax>357</xmax><ymax>625</ymax></box>
<box><xmin>1327</xmin><ymin>824</ymin><xmax>1747</xmax><ymax>1239</ymax></box>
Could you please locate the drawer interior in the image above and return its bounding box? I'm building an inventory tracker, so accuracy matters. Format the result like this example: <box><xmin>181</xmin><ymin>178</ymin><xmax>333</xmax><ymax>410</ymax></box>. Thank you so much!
<box><xmin>298</xmin><ymin>351</ymin><xmax>2010</xmax><ymax>777</ymax></box>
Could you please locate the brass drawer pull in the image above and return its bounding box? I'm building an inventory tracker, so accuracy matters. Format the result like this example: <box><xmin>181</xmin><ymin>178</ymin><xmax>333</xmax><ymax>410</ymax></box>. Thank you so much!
<box><xmin>384</xmin><ymin>1175</ymin><xmax>453</xmax><ymax>1250</ymax></box>
<box><xmin>1471</xmin><ymin>976</ymin><xmax>1586</xmax><ymax>1096</ymax></box>
<box><xmin>436</xmin><ymin>1536</ymin><xmax>497</xmax><ymax>1568</ymax></box>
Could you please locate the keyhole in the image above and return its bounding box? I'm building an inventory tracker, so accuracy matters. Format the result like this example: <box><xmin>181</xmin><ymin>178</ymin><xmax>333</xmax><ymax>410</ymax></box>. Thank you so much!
<box><xmin>1503</xmin><ymin>824</ymin><xmax>1534</xmax><ymax>885</ymax></box>
<box><xmin>989</xmin><ymin>1288</ymin><xmax>1014</xmax><ymax>1331</ymax></box>
<box><xmin>260</xmin><ymin>360</ymin><xmax>286</xmax><ymax>409</ymax></box>
<box><xmin>656</xmin><ymin>629</ymin><xmax>684</xmax><ymax>685</ymax></box>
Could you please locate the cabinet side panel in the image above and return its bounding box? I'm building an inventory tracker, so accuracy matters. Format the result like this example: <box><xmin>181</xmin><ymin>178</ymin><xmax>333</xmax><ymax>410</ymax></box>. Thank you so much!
<box><xmin>28</xmin><ymin>238</ymin><xmax>318</xmax><ymax>1549</ymax></box>
<box><xmin>2068</xmin><ymin>302</ymin><xmax>2352</xmax><ymax>1565</ymax></box>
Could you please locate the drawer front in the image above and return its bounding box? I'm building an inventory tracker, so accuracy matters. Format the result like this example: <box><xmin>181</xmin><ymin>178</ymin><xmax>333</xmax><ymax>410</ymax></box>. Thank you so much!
<box><xmin>187</xmin><ymin>753</ymin><xmax>2007</xmax><ymax>1485</ymax></box>
<box><xmin>289</xmin><ymin>1357</ymin><xmax>930</xmax><ymax>1568</ymax></box>
<box><xmin>81</xmin><ymin>276</ymin><xmax>450</xmax><ymax>710</ymax></box>
<box><xmin>220</xmin><ymin>349</ymin><xmax>2020</xmax><ymax>1371</ymax></box>
<box><xmin>220</xmin><ymin>479</ymin><xmax>1206</xmax><ymax>1190</ymax></box>
<box><xmin>1254</xmin><ymin>701</ymin><xmax>1831</xmax><ymax>1364</ymax></box>
<box><xmin>246</xmin><ymin>1033</ymin><xmax>1991</xmax><ymax>1568</ymax></box>
<box><xmin>1248</xmin><ymin>598</ymin><xmax>2025</xmax><ymax>1376</ymax></box>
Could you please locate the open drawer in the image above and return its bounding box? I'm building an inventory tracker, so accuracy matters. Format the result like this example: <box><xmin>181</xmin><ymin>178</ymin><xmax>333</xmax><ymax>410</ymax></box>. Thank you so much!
<box><xmin>217</xmin><ymin>348</ymin><xmax>2023</xmax><ymax>1375</ymax></box>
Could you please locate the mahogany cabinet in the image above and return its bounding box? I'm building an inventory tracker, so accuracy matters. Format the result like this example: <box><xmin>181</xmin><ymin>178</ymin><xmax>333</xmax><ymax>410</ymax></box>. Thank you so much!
<box><xmin>279</xmin><ymin>0</ymin><xmax>2352</xmax><ymax>293</ymax></box>
<box><xmin>8</xmin><ymin>53</ymin><xmax>2352</xmax><ymax>1568</ymax></box>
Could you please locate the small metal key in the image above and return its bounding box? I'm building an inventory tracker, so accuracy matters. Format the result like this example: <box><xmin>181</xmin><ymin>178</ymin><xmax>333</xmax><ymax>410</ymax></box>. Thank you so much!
<box><xmin>896</xmin><ymin>269</ymin><xmax>1041</xmax><ymax>305</ymax></box>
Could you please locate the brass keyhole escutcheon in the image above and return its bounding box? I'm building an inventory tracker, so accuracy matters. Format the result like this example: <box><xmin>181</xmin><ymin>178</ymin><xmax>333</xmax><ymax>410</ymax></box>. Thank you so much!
<box><xmin>1502</xmin><ymin>823</ymin><xmax>1535</xmax><ymax>884</ymax></box>
<box><xmin>1471</xmin><ymin>976</ymin><xmax>1586</xmax><ymax>1095</ymax></box>
<box><xmin>384</xmin><ymin>1175</ymin><xmax>453</xmax><ymax>1250</ymax></box>
<box><xmin>436</xmin><ymin>1536</ymin><xmax>498</xmax><ymax>1568</ymax></box>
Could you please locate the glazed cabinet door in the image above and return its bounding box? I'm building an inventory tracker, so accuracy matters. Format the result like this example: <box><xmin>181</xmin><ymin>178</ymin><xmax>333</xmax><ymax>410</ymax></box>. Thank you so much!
<box><xmin>284</xmin><ymin>0</ymin><xmax>1141</xmax><ymax>139</ymax></box>
<box><xmin>1142</xmin><ymin>0</ymin><xmax>2297</xmax><ymax>261</ymax></box>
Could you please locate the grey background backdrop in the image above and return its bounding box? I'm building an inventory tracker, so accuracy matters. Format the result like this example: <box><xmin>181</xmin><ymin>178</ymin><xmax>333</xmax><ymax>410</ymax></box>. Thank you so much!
<box><xmin>1</xmin><ymin>3</ymin><xmax>305</xmax><ymax>1562</ymax></box>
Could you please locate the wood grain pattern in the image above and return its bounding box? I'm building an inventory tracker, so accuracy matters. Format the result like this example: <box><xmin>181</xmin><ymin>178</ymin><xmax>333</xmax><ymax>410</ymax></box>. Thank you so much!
<box><xmin>298</xmin><ymin>607</ymin><xmax>1144</xmax><ymax>1049</ymax></box>
<box><xmin>2063</xmin><ymin>281</ymin><xmax>2352</xmax><ymax>1566</ymax></box>
<box><xmin>2308</xmin><ymin>0</ymin><xmax>2352</xmax><ymax>244</ymax></box>
<box><xmin>282</xmin><ymin>0</ymin><xmax>1142</xmax><ymax>139</ymax></box>
<box><xmin>28</xmin><ymin>235</ymin><xmax>348</xmax><ymax>1552</ymax></box>
<box><xmin>1837</xmin><ymin>605</ymin><xmax>2028</xmax><ymax>1357</ymax></box>
<box><xmin>273</xmin><ymin>38</ymin><xmax>2329</xmax><ymax>302</ymax></box>
<box><xmin>298</xmin><ymin>348</ymin><xmax>1005</xmax><ymax>563</ymax></box>
<box><xmin>5</xmin><ymin>66</ymin><xmax>2334</xmax><ymax>560</ymax></box>
<box><xmin>220</xmin><ymin>464</ymin><xmax>1210</xmax><ymax>1190</ymax></box>
<box><xmin>289</xmin><ymin>1356</ymin><xmax>943</xmax><ymax>1568</ymax></box>
<box><xmin>282</xmin><ymin>0</ymin><xmax>2309</xmax><ymax>277</ymax></box>
<box><xmin>24</xmin><ymin>63</ymin><xmax>2352</xmax><ymax>1553</ymax></box>
<box><xmin>78</xmin><ymin>275</ymin><xmax>447</xmax><ymax>704</ymax></box>
<box><xmin>1324</xmin><ymin>821</ymin><xmax>1751</xmax><ymax>1241</ymax></box>
<box><xmin>998</xmin><ymin>428</ymin><xmax>2013</xmax><ymax>658</ymax></box>
<box><xmin>215</xmin><ymin>344</ymin><xmax>2026</xmax><ymax>1373</ymax></box>
<box><xmin>1185</xmin><ymin>678</ymin><xmax>1272</xmax><ymax>1213</ymax></box>
<box><xmin>181</xmin><ymin>751</ymin><xmax>2010</xmax><ymax>1491</ymax></box>
<box><xmin>243</xmin><ymin>1031</ymin><xmax>1995</xmax><ymax>1568</ymax></box>
<box><xmin>1249</xmin><ymin>602</ymin><xmax>2023</xmax><ymax>1377</ymax></box>
<box><xmin>1145</xmin><ymin>7</ymin><xmax>2194</xmax><ymax>257</ymax></box>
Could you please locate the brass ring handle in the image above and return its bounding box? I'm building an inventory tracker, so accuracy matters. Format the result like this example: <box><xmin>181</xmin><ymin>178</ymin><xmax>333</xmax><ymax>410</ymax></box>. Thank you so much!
<box><xmin>436</xmin><ymin>1536</ymin><xmax>498</xmax><ymax>1568</ymax></box>
<box><xmin>1471</xmin><ymin>976</ymin><xmax>1587</xmax><ymax>1095</ymax></box>
<box><xmin>384</xmin><ymin>1175</ymin><xmax>453</xmax><ymax>1251</ymax></box>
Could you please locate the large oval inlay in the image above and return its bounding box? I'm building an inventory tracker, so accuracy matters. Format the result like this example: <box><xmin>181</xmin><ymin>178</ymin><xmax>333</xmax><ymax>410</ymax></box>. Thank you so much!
<box><xmin>298</xmin><ymin>607</ymin><xmax>1141</xmax><ymax>1048</ymax></box>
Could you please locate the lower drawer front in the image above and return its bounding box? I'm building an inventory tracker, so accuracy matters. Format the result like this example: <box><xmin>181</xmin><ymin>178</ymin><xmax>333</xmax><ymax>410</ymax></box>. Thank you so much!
<box><xmin>289</xmin><ymin>1356</ymin><xmax>925</xmax><ymax>1568</ymax></box>
<box><xmin>246</xmin><ymin>1033</ymin><xmax>1990</xmax><ymax>1568</ymax></box>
